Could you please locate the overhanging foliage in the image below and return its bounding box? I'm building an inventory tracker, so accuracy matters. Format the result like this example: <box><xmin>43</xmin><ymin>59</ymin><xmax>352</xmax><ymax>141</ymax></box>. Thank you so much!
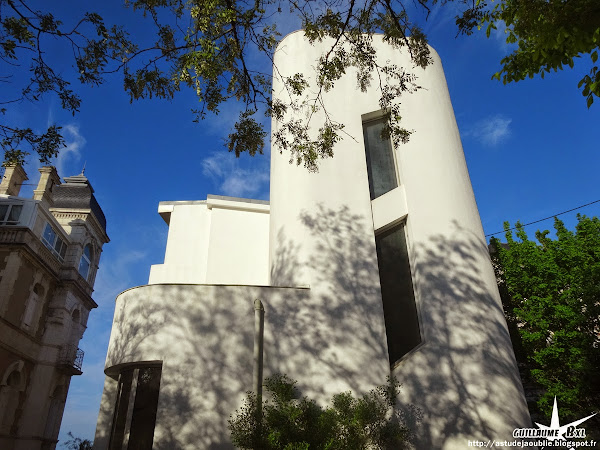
<box><xmin>2</xmin><ymin>0</ymin><xmax>597</xmax><ymax>168</ymax></box>
<box><xmin>459</xmin><ymin>0</ymin><xmax>600</xmax><ymax>107</ymax></box>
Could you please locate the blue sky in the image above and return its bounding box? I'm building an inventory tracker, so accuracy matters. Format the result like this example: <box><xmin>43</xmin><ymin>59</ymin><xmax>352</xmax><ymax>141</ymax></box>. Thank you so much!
<box><xmin>2</xmin><ymin>1</ymin><xmax>599</xmax><ymax>445</ymax></box>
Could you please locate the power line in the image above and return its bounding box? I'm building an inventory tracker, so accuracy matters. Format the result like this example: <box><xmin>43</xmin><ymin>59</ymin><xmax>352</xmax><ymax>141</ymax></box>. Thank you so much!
<box><xmin>485</xmin><ymin>199</ymin><xmax>600</xmax><ymax>237</ymax></box>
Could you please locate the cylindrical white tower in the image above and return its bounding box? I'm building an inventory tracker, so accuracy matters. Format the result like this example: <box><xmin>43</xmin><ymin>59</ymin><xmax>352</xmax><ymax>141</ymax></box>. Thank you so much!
<box><xmin>269</xmin><ymin>31</ymin><xmax>530</xmax><ymax>449</ymax></box>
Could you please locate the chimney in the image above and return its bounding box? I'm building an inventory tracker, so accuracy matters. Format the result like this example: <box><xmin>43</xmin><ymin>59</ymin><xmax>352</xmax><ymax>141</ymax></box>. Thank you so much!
<box><xmin>33</xmin><ymin>166</ymin><xmax>61</xmax><ymax>207</ymax></box>
<box><xmin>0</xmin><ymin>164</ymin><xmax>28</xmax><ymax>196</ymax></box>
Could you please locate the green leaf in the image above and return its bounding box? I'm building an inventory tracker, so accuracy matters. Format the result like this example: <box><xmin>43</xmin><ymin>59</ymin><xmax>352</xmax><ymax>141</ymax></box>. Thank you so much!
<box><xmin>494</xmin><ymin>216</ymin><xmax>600</xmax><ymax>422</ymax></box>
<box><xmin>479</xmin><ymin>0</ymin><xmax>599</xmax><ymax>109</ymax></box>
<box><xmin>229</xmin><ymin>375</ymin><xmax>411</xmax><ymax>449</ymax></box>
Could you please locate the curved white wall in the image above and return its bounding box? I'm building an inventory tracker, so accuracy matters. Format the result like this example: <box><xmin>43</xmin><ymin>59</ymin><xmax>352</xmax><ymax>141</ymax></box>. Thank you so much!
<box><xmin>269</xmin><ymin>32</ymin><xmax>530</xmax><ymax>449</ymax></box>
<box><xmin>96</xmin><ymin>31</ymin><xmax>530</xmax><ymax>450</ymax></box>
<box><xmin>94</xmin><ymin>283</ymin><xmax>386</xmax><ymax>449</ymax></box>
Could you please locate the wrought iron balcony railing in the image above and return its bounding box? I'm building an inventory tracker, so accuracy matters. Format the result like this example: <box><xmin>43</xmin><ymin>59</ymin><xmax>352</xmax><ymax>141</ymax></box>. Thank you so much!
<box><xmin>58</xmin><ymin>345</ymin><xmax>84</xmax><ymax>375</ymax></box>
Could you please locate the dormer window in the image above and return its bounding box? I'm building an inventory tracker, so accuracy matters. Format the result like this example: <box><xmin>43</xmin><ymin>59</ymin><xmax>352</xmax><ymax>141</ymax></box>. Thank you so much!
<box><xmin>78</xmin><ymin>244</ymin><xmax>92</xmax><ymax>280</ymax></box>
<box><xmin>0</xmin><ymin>203</ymin><xmax>23</xmax><ymax>225</ymax></box>
<box><xmin>41</xmin><ymin>223</ymin><xmax>67</xmax><ymax>262</ymax></box>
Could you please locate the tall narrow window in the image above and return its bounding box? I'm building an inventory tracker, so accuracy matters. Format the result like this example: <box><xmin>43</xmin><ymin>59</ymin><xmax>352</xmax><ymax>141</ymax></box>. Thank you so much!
<box><xmin>78</xmin><ymin>244</ymin><xmax>92</xmax><ymax>280</ymax></box>
<box><xmin>128</xmin><ymin>367</ymin><xmax>162</xmax><ymax>449</ymax></box>
<box><xmin>22</xmin><ymin>283</ymin><xmax>44</xmax><ymax>330</ymax></box>
<box><xmin>109</xmin><ymin>369</ymin><xmax>134</xmax><ymax>450</ymax></box>
<box><xmin>43</xmin><ymin>385</ymin><xmax>65</xmax><ymax>442</ymax></box>
<box><xmin>363</xmin><ymin>117</ymin><xmax>398</xmax><ymax>199</ymax></box>
<box><xmin>375</xmin><ymin>223</ymin><xmax>421</xmax><ymax>366</ymax></box>
<box><xmin>109</xmin><ymin>365</ymin><xmax>162</xmax><ymax>450</ymax></box>
<box><xmin>0</xmin><ymin>362</ymin><xmax>25</xmax><ymax>434</ymax></box>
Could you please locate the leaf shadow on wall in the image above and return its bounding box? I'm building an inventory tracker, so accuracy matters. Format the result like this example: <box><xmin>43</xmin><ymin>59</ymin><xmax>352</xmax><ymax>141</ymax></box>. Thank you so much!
<box><xmin>268</xmin><ymin>204</ymin><xmax>390</xmax><ymax>395</ymax></box>
<box><xmin>94</xmin><ymin>209</ymin><xmax>530</xmax><ymax>449</ymax></box>
<box><xmin>395</xmin><ymin>221</ymin><xmax>531</xmax><ymax>449</ymax></box>
<box><xmin>94</xmin><ymin>284</ymin><xmax>255</xmax><ymax>450</ymax></box>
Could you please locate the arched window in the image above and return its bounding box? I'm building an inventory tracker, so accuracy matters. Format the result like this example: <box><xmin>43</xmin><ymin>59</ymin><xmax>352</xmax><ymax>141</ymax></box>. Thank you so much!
<box><xmin>6</xmin><ymin>371</ymin><xmax>20</xmax><ymax>386</ymax></box>
<box><xmin>22</xmin><ymin>283</ymin><xmax>45</xmax><ymax>330</ymax></box>
<box><xmin>44</xmin><ymin>385</ymin><xmax>66</xmax><ymax>441</ymax></box>
<box><xmin>0</xmin><ymin>361</ymin><xmax>26</xmax><ymax>434</ymax></box>
<box><xmin>78</xmin><ymin>244</ymin><xmax>92</xmax><ymax>280</ymax></box>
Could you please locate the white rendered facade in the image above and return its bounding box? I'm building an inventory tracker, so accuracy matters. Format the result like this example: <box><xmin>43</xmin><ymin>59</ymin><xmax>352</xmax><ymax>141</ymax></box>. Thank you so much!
<box><xmin>148</xmin><ymin>196</ymin><xmax>270</xmax><ymax>286</ymax></box>
<box><xmin>94</xmin><ymin>32</ymin><xmax>530</xmax><ymax>449</ymax></box>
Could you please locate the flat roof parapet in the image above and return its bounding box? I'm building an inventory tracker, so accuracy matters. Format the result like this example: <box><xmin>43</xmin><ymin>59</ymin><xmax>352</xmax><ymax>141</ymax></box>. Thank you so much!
<box><xmin>158</xmin><ymin>195</ymin><xmax>269</xmax><ymax>225</ymax></box>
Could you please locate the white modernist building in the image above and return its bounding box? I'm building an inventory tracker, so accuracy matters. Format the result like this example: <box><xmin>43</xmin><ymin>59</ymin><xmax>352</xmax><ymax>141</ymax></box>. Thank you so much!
<box><xmin>94</xmin><ymin>32</ymin><xmax>530</xmax><ymax>449</ymax></box>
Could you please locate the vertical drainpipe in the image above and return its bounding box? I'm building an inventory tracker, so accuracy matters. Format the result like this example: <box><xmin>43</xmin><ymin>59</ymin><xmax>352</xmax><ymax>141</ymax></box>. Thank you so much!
<box><xmin>253</xmin><ymin>299</ymin><xmax>265</xmax><ymax>422</ymax></box>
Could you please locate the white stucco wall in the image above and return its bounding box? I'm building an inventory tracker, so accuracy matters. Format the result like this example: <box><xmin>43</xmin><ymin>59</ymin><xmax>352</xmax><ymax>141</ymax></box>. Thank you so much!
<box><xmin>95</xmin><ymin>283</ymin><xmax>390</xmax><ymax>449</ymax></box>
<box><xmin>269</xmin><ymin>31</ymin><xmax>530</xmax><ymax>448</ymax></box>
<box><xmin>149</xmin><ymin>196</ymin><xmax>270</xmax><ymax>285</ymax></box>
<box><xmin>96</xmin><ymin>32</ymin><xmax>530</xmax><ymax>450</ymax></box>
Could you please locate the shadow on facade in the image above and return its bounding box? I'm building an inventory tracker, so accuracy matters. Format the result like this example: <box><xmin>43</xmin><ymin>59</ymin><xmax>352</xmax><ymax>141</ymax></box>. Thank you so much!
<box><xmin>281</xmin><ymin>203</ymin><xmax>388</xmax><ymax>394</ymax></box>
<box><xmin>395</xmin><ymin>222</ymin><xmax>529</xmax><ymax>448</ymax></box>
<box><xmin>269</xmin><ymin>227</ymin><xmax>302</xmax><ymax>287</ymax></box>
<box><xmin>95</xmin><ymin>210</ymin><xmax>527</xmax><ymax>449</ymax></box>
<box><xmin>96</xmin><ymin>283</ymin><xmax>255</xmax><ymax>449</ymax></box>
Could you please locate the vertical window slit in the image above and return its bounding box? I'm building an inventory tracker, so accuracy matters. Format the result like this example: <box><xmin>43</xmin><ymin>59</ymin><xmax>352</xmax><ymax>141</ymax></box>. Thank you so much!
<box><xmin>375</xmin><ymin>224</ymin><xmax>421</xmax><ymax>366</ymax></box>
<box><xmin>363</xmin><ymin>117</ymin><xmax>398</xmax><ymax>199</ymax></box>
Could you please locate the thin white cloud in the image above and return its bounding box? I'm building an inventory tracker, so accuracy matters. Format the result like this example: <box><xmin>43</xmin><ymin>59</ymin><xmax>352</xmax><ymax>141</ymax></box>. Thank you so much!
<box><xmin>54</xmin><ymin>124</ymin><xmax>86</xmax><ymax>176</ymax></box>
<box><xmin>18</xmin><ymin>122</ymin><xmax>85</xmax><ymax>197</ymax></box>
<box><xmin>422</xmin><ymin>1</ymin><xmax>464</xmax><ymax>36</ymax></box>
<box><xmin>202</xmin><ymin>151</ymin><xmax>269</xmax><ymax>198</ymax></box>
<box><xmin>201</xmin><ymin>151</ymin><xmax>228</xmax><ymax>178</ymax></box>
<box><xmin>464</xmin><ymin>114</ymin><xmax>512</xmax><ymax>147</ymax></box>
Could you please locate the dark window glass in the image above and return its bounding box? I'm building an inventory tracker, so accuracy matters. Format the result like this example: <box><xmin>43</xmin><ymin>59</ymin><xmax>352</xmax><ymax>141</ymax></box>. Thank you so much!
<box><xmin>363</xmin><ymin>117</ymin><xmax>398</xmax><ymax>199</ymax></box>
<box><xmin>0</xmin><ymin>204</ymin><xmax>22</xmax><ymax>224</ymax></box>
<box><xmin>109</xmin><ymin>368</ymin><xmax>134</xmax><ymax>450</ymax></box>
<box><xmin>7</xmin><ymin>370</ymin><xmax>21</xmax><ymax>387</ymax></box>
<box><xmin>42</xmin><ymin>223</ymin><xmax>56</xmax><ymax>244</ymax></box>
<box><xmin>53</xmin><ymin>238</ymin><xmax>63</xmax><ymax>253</ymax></box>
<box><xmin>59</xmin><ymin>241</ymin><xmax>67</xmax><ymax>260</ymax></box>
<box><xmin>7</xmin><ymin>205</ymin><xmax>22</xmax><ymax>222</ymax></box>
<box><xmin>78</xmin><ymin>244</ymin><xmax>92</xmax><ymax>279</ymax></box>
<box><xmin>128</xmin><ymin>367</ymin><xmax>162</xmax><ymax>450</ymax></box>
<box><xmin>375</xmin><ymin>224</ymin><xmax>421</xmax><ymax>365</ymax></box>
<box><xmin>109</xmin><ymin>365</ymin><xmax>161</xmax><ymax>450</ymax></box>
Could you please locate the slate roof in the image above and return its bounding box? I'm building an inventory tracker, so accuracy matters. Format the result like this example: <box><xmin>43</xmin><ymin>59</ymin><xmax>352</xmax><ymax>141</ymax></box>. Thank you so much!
<box><xmin>52</xmin><ymin>173</ymin><xmax>107</xmax><ymax>232</ymax></box>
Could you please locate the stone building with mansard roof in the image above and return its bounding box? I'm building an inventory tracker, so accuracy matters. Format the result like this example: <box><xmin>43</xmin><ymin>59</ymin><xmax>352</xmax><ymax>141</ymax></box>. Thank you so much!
<box><xmin>0</xmin><ymin>165</ymin><xmax>109</xmax><ymax>450</ymax></box>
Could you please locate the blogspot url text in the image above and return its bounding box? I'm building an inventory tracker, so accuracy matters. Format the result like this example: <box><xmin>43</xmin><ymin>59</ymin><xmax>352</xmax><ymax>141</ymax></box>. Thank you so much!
<box><xmin>468</xmin><ymin>439</ymin><xmax>597</xmax><ymax>447</ymax></box>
